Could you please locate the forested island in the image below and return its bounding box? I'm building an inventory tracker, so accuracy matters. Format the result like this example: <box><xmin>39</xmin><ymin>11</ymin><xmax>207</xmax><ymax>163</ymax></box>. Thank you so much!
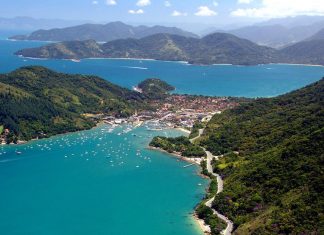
<box><xmin>14</xmin><ymin>33</ymin><xmax>281</xmax><ymax>65</ymax></box>
<box><xmin>150</xmin><ymin>79</ymin><xmax>324</xmax><ymax>234</ymax></box>
<box><xmin>14</xmin><ymin>32</ymin><xmax>324</xmax><ymax>66</ymax></box>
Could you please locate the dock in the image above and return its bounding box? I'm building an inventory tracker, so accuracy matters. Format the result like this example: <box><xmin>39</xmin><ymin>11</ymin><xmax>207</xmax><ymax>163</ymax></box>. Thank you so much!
<box><xmin>183</xmin><ymin>163</ymin><xmax>195</xmax><ymax>168</ymax></box>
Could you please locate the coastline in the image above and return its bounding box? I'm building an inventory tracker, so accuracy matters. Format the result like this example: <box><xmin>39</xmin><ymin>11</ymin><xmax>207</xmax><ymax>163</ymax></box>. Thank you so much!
<box><xmin>175</xmin><ymin>127</ymin><xmax>191</xmax><ymax>134</ymax></box>
<box><xmin>147</xmin><ymin>145</ymin><xmax>214</xmax><ymax>234</ymax></box>
<box><xmin>5</xmin><ymin>122</ymin><xmax>220</xmax><ymax>234</ymax></box>
<box><xmin>149</xmin><ymin>127</ymin><xmax>234</xmax><ymax>235</ymax></box>
<box><xmin>14</xmin><ymin>53</ymin><xmax>324</xmax><ymax>68</ymax></box>
<box><xmin>193</xmin><ymin>213</ymin><xmax>212</xmax><ymax>234</ymax></box>
<box><xmin>270</xmin><ymin>63</ymin><xmax>324</xmax><ymax>67</ymax></box>
<box><xmin>147</xmin><ymin>146</ymin><xmax>203</xmax><ymax>166</ymax></box>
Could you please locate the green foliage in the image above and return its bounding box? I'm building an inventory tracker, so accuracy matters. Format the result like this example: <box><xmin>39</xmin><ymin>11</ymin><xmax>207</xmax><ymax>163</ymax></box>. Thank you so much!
<box><xmin>150</xmin><ymin>136</ymin><xmax>206</xmax><ymax>158</ymax></box>
<box><xmin>0</xmin><ymin>66</ymin><xmax>146</xmax><ymax>142</ymax></box>
<box><xmin>201</xmin><ymin>79</ymin><xmax>324</xmax><ymax>234</ymax></box>
<box><xmin>0</xmin><ymin>125</ymin><xmax>3</xmax><ymax>134</ymax></box>
<box><xmin>281</xmin><ymin>39</ymin><xmax>324</xmax><ymax>65</ymax></box>
<box><xmin>138</xmin><ymin>78</ymin><xmax>175</xmax><ymax>99</ymax></box>
<box><xmin>16</xmin><ymin>33</ymin><xmax>285</xmax><ymax>65</ymax></box>
<box><xmin>189</xmin><ymin>121</ymin><xmax>204</xmax><ymax>139</ymax></box>
<box><xmin>196</xmin><ymin>203</ymin><xmax>227</xmax><ymax>235</ymax></box>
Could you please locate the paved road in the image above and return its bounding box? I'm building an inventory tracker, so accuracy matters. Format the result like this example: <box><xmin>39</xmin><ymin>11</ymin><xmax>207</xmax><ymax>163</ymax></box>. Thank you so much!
<box><xmin>191</xmin><ymin>129</ymin><xmax>233</xmax><ymax>235</ymax></box>
<box><xmin>205</xmin><ymin>150</ymin><xmax>233</xmax><ymax>235</ymax></box>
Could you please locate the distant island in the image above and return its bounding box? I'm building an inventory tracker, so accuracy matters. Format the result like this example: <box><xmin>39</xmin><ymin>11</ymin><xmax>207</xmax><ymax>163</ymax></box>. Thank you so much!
<box><xmin>9</xmin><ymin>21</ymin><xmax>198</xmax><ymax>42</ymax></box>
<box><xmin>136</xmin><ymin>78</ymin><xmax>175</xmax><ymax>99</ymax></box>
<box><xmin>15</xmin><ymin>32</ymin><xmax>324</xmax><ymax>66</ymax></box>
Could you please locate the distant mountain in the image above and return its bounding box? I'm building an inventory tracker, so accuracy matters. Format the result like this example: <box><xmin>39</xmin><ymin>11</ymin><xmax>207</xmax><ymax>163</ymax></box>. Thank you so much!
<box><xmin>9</xmin><ymin>21</ymin><xmax>198</xmax><ymax>42</ymax></box>
<box><xmin>227</xmin><ymin>25</ymin><xmax>292</xmax><ymax>48</ymax></box>
<box><xmin>16</xmin><ymin>33</ymin><xmax>284</xmax><ymax>65</ymax></box>
<box><xmin>0</xmin><ymin>66</ymin><xmax>145</xmax><ymax>142</ymax></box>
<box><xmin>0</xmin><ymin>16</ymin><xmax>87</xmax><ymax>31</ymax></box>
<box><xmin>214</xmin><ymin>21</ymin><xmax>324</xmax><ymax>48</ymax></box>
<box><xmin>202</xmin><ymin>16</ymin><xmax>324</xmax><ymax>48</ymax></box>
<box><xmin>281</xmin><ymin>39</ymin><xmax>324</xmax><ymax>65</ymax></box>
<box><xmin>257</xmin><ymin>15</ymin><xmax>324</xmax><ymax>28</ymax></box>
<box><xmin>306</xmin><ymin>28</ymin><xmax>324</xmax><ymax>41</ymax></box>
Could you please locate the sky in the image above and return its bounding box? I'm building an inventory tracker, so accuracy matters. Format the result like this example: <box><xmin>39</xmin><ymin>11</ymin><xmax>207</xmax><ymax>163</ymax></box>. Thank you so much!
<box><xmin>1</xmin><ymin>0</ymin><xmax>324</xmax><ymax>25</ymax></box>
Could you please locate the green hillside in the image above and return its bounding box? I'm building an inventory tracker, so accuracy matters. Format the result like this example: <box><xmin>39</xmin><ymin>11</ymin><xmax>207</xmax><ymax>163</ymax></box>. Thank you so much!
<box><xmin>199</xmin><ymin>79</ymin><xmax>324</xmax><ymax>234</ymax></box>
<box><xmin>281</xmin><ymin>39</ymin><xmax>324</xmax><ymax>65</ymax></box>
<box><xmin>138</xmin><ymin>78</ymin><xmax>175</xmax><ymax>99</ymax></box>
<box><xmin>0</xmin><ymin>66</ymin><xmax>144</xmax><ymax>142</ymax></box>
<box><xmin>15</xmin><ymin>33</ymin><xmax>284</xmax><ymax>65</ymax></box>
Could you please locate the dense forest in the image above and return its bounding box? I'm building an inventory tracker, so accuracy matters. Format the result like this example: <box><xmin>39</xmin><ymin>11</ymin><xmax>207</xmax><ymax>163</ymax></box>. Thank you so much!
<box><xmin>0</xmin><ymin>66</ymin><xmax>145</xmax><ymax>141</ymax></box>
<box><xmin>137</xmin><ymin>78</ymin><xmax>175</xmax><ymax>99</ymax></box>
<box><xmin>15</xmin><ymin>31</ymin><xmax>324</xmax><ymax>66</ymax></box>
<box><xmin>198</xmin><ymin>78</ymin><xmax>324</xmax><ymax>234</ymax></box>
<box><xmin>15</xmin><ymin>33</ymin><xmax>284</xmax><ymax>65</ymax></box>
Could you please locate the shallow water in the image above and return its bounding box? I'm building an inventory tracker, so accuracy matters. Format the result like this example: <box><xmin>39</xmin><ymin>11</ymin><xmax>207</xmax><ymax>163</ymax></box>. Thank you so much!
<box><xmin>0</xmin><ymin>125</ymin><xmax>208</xmax><ymax>235</ymax></box>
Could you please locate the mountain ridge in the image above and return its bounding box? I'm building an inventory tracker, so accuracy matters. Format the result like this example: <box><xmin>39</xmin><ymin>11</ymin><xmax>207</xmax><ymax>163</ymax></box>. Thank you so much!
<box><xmin>15</xmin><ymin>32</ymin><xmax>286</xmax><ymax>65</ymax></box>
<box><xmin>9</xmin><ymin>21</ymin><xmax>198</xmax><ymax>42</ymax></box>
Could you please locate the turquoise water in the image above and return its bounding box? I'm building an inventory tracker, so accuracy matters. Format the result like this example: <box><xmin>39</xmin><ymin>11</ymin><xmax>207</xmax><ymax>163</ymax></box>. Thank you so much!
<box><xmin>0</xmin><ymin>125</ymin><xmax>207</xmax><ymax>235</ymax></box>
<box><xmin>1</xmin><ymin>31</ymin><xmax>324</xmax><ymax>235</ymax></box>
<box><xmin>0</xmin><ymin>36</ymin><xmax>323</xmax><ymax>98</ymax></box>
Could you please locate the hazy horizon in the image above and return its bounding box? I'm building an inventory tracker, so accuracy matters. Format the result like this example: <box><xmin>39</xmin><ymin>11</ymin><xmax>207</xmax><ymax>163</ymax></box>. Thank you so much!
<box><xmin>1</xmin><ymin>0</ymin><xmax>324</xmax><ymax>31</ymax></box>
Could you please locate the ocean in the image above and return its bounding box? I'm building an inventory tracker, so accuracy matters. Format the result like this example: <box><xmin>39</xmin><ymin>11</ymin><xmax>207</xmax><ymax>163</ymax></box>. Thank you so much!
<box><xmin>0</xmin><ymin>38</ymin><xmax>323</xmax><ymax>98</ymax></box>
<box><xmin>0</xmin><ymin>125</ymin><xmax>207</xmax><ymax>235</ymax></box>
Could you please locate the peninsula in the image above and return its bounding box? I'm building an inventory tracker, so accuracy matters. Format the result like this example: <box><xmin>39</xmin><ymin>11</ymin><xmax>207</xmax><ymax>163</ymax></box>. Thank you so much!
<box><xmin>150</xmin><ymin>78</ymin><xmax>324</xmax><ymax>234</ymax></box>
<box><xmin>0</xmin><ymin>66</ymin><xmax>239</xmax><ymax>144</ymax></box>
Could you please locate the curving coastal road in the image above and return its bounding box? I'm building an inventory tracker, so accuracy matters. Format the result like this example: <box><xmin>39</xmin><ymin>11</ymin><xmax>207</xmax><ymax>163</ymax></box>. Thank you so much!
<box><xmin>191</xmin><ymin>129</ymin><xmax>233</xmax><ymax>235</ymax></box>
<box><xmin>205</xmin><ymin>150</ymin><xmax>233</xmax><ymax>235</ymax></box>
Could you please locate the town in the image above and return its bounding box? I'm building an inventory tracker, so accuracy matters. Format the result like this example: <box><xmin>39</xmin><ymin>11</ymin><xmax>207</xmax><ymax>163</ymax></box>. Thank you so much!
<box><xmin>101</xmin><ymin>95</ymin><xmax>239</xmax><ymax>131</ymax></box>
<box><xmin>0</xmin><ymin>95</ymin><xmax>239</xmax><ymax>144</ymax></box>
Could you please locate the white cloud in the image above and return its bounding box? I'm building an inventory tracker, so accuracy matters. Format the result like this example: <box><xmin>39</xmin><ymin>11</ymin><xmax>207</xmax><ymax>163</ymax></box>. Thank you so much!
<box><xmin>92</xmin><ymin>0</ymin><xmax>98</xmax><ymax>4</ymax></box>
<box><xmin>213</xmin><ymin>1</ymin><xmax>219</xmax><ymax>7</ymax></box>
<box><xmin>164</xmin><ymin>1</ymin><xmax>171</xmax><ymax>7</ymax></box>
<box><xmin>172</xmin><ymin>10</ymin><xmax>188</xmax><ymax>17</ymax></box>
<box><xmin>128</xmin><ymin>9</ymin><xmax>144</xmax><ymax>14</ymax></box>
<box><xmin>136</xmin><ymin>0</ymin><xmax>151</xmax><ymax>7</ymax></box>
<box><xmin>238</xmin><ymin>0</ymin><xmax>253</xmax><ymax>4</ymax></box>
<box><xmin>231</xmin><ymin>0</ymin><xmax>324</xmax><ymax>18</ymax></box>
<box><xmin>195</xmin><ymin>6</ymin><xmax>217</xmax><ymax>16</ymax></box>
<box><xmin>106</xmin><ymin>0</ymin><xmax>117</xmax><ymax>6</ymax></box>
